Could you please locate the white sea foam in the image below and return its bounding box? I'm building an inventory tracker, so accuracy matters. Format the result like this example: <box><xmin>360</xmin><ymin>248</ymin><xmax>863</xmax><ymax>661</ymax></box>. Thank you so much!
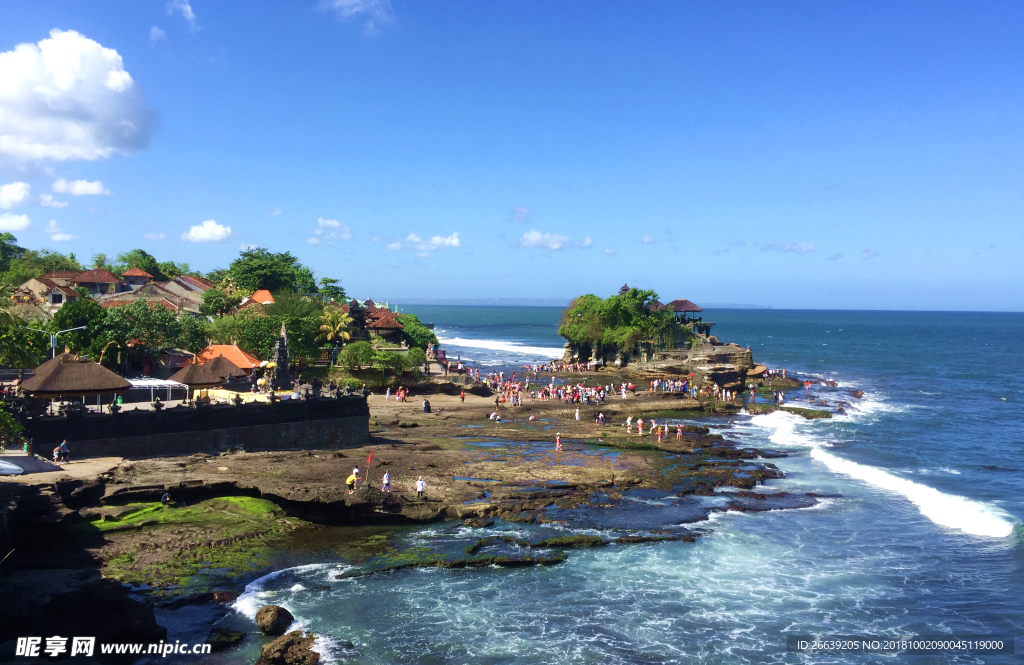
<box><xmin>810</xmin><ymin>448</ymin><xmax>1014</xmax><ymax>538</ymax></box>
<box><xmin>232</xmin><ymin>563</ymin><xmax>348</xmax><ymax>621</ymax></box>
<box><xmin>751</xmin><ymin>410</ymin><xmax>1016</xmax><ymax>538</ymax></box>
<box><xmin>437</xmin><ymin>336</ymin><xmax>564</xmax><ymax>359</ymax></box>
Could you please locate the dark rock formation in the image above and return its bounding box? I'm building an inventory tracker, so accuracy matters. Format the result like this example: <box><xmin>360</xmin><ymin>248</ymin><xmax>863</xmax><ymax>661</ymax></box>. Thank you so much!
<box><xmin>33</xmin><ymin>586</ymin><xmax>166</xmax><ymax>663</ymax></box>
<box><xmin>256</xmin><ymin>630</ymin><xmax>320</xmax><ymax>665</ymax></box>
<box><xmin>256</xmin><ymin>605</ymin><xmax>294</xmax><ymax>636</ymax></box>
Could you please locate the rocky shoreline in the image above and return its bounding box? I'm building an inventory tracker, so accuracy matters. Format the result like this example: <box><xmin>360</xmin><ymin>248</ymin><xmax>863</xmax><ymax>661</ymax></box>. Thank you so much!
<box><xmin>0</xmin><ymin>359</ymin><xmax>862</xmax><ymax>662</ymax></box>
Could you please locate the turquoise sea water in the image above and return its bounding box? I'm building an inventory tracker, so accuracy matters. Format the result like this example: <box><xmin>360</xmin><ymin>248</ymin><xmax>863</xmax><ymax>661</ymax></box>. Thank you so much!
<box><xmin>206</xmin><ymin>308</ymin><xmax>1024</xmax><ymax>664</ymax></box>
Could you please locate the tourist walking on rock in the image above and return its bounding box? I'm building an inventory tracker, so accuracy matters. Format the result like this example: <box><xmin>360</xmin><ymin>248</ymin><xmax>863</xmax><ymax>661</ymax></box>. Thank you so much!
<box><xmin>555</xmin><ymin>432</ymin><xmax>562</xmax><ymax>450</ymax></box>
<box><xmin>382</xmin><ymin>470</ymin><xmax>391</xmax><ymax>493</ymax></box>
<box><xmin>416</xmin><ymin>476</ymin><xmax>426</xmax><ymax>499</ymax></box>
<box><xmin>574</xmin><ymin>407</ymin><xmax>580</xmax><ymax>421</ymax></box>
<box><xmin>346</xmin><ymin>471</ymin><xmax>358</xmax><ymax>495</ymax></box>
<box><xmin>460</xmin><ymin>390</ymin><xmax>465</xmax><ymax>403</ymax></box>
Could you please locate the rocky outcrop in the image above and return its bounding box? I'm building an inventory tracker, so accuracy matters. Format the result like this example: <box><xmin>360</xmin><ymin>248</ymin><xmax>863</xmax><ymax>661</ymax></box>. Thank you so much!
<box><xmin>630</xmin><ymin>343</ymin><xmax>754</xmax><ymax>389</ymax></box>
<box><xmin>33</xmin><ymin>586</ymin><xmax>166</xmax><ymax>663</ymax></box>
<box><xmin>256</xmin><ymin>630</ymin><xmax>320</xmax><ymax>665</ymax></box>
<box><xmin>206</xmin><ymin>627</ymin><xmax>245</xmax><ymax>651</ymax></box>
<box><xmin>256</xmin><ymin>605</ymin><xmax>294</xmax><ymax>636</ymax></box>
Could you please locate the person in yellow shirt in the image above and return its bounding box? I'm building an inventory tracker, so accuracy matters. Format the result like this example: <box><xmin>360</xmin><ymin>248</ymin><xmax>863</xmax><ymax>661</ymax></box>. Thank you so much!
<box><xmin>346</xmin><ymin>470</ymin><xmax>359</xmax><ymax>494</ymax></box>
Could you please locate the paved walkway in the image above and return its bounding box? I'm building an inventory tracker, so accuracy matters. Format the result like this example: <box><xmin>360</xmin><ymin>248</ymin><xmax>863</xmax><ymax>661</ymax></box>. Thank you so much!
<box><xmin>0</xmin><ymin>451</ymin><xmax>123</xmax><ymax>483</ymax></box>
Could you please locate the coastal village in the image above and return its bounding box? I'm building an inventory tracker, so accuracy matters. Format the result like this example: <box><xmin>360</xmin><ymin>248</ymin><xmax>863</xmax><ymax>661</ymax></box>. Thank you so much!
<box><xmin>0</xmin><ymin>242</ymin><xmax>856</xmax><ymax>664</ymax></box>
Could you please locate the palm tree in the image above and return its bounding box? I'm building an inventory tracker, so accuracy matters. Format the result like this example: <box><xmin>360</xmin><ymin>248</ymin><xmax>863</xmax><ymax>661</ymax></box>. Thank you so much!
<box><xmin>317</xmin><ymin>308</ymin><xmax>354</xmax><ymax>347</ymax></box>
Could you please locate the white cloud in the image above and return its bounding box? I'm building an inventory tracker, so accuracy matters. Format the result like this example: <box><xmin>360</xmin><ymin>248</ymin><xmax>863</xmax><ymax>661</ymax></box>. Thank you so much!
<box><xmin>317</xmin><ymin>0</ymin><xmax>393</xmax><ymax>35</ymax></box>
<box><xmin>149</xmin><ymin>26</ymin><xmax>166</xmax><ymax>42</ymax></box>
<box><xmin>166</xmin><ymin>0</ymin><xmax>199</xmax><ymax>32</ymax></box>
<box><xmin>518</xmin><ymin>229</ymin><xmax>571</xmax><ymax>251</ymax></box>
<box><xmin>576</xmin><ymin>236</ymin><xmax>593</xmax><ymax>248</ymax></box>
<box><xmin>0</xmin><ymin>213</ymin><xmax>30</xmax><ymax>231</ymax></box>
<box><xmin>405</xmin><ymin>232</ymin><xmax>461</xmax><ymax>250</ymax></box>
<box><xmin>310</xmin><ymin>217</ymin><xmax>352</xmax><ymax>244</ymax></box>
<box><xmin>639</xmin><ymin>235</ymin><xmax>654</xmax><ymax>244</ymax></box>
<box><xmin>44</xmin><ymin>219</ymin><xmax>75</xmax><ymax>241</ymax></box>
<box><xmin>53</xmin><ymin>178</ymin><xmax>110</xmax><ymax>195</ymax></box>
<box><xmin>513</xmin><ymin>206</ymin><xmax>533</xmax><ymax>224</ymax></box>
<box><xmin>268</xmin><ymin>208</ymin><xmax>282</xmax><ymax>217</ymax></box>
<box><xmin>239</xmin><ymin>243</ymin><xmax>258</xmax><ymax>251</ymax></box>
<box><xmin>0</xmin><ymin>182</ymin><xmax>30</xmax><ymax>209</ymax></box>
<box><xmin>604</xmin><ymin>248</ymin><xmax>616</xmax><ymax>255</ymax></box>
<box><xmin>182</xmin><ymin>219</ymin><xmax>231</xmax><ymax>243</ymax></box>
<box><xmin>0</xmin><ymin>29</ymin><xmax>157</xmax><ymax>163</ymax></box>
<box><xmin>386</xmin><ymin>242</ymin><xmax>402</xmax><ymax>251</ymax></box>
<box><xmin>143</xmin><ymin>232</ymin><xmax>165</xmax><ymax>241</ymax></box>
<box><xmin>40</xmin><ymin>193</ymin><xmax>68</xmax><ymax>208</ymax></box>
<box><xmin>861</xmin><ymin>248</ymin><xmax>879</xmax><ymax>260</ymax></box>
<box><xmin>763</xmin><ymin>241</ymin><xmax>815</xmax><ymax>254</ymax></box>
<box><xmin>827</xmin><ymin>253</ymin><xmax>844</xmax><ymax>261</ymax></box>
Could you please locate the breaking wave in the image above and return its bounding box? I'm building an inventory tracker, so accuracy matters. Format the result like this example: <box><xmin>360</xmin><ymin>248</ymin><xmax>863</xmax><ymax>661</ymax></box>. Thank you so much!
<box><xmin>750</xmin><ymin>410</ymin><xmax>1016</xmax><ymax>538</ymax></box>
<box><xmin>438</xmin><ymin>336</ymin><xmax>564</xmax><ymax>359</ymax></box>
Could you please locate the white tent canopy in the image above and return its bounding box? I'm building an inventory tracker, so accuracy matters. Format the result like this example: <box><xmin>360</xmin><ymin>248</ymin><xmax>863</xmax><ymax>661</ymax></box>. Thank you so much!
<box><xmin>127</xmin><ymin>377</ymin><xmax>188</xmax><ymax>402</ymax></box>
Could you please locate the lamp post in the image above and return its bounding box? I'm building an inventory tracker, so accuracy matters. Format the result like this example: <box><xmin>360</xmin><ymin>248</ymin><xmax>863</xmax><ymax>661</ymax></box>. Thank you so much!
<box><xmin>28</xmin><ymin>326</ymin><xmax>87</xmax><ymax>359</ymax></box>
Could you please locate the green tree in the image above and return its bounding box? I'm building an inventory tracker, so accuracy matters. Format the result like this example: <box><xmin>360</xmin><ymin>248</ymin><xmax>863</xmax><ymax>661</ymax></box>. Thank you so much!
<box><xmin>318</xmin><ymin>277</ymin><xmax>347</xmax><ymax>303</ymax></box>
<box><xmin>317</xmin><ymin>307</ymin><xmax>354</xmax><ymax>347</ymax></box>
<box><xmin>0</xmin><ymin>408</ymin><xmax>25</xmax><ymax>447</ymax></box>
<box><xmin>228</xmin><ymin>247</ymin><xmax>318</xmax><ymax>294</ymax></box>
<box><xmin>405</xmin><ymin>346</ymin><xmax>427</xmax><ymax>371</ymax></box>
<box><xmin>176</xmin><ymin>315</ymin><xmax>209</xmax><ymax>353</ymax></box>
<box><xmin>236</xmin><ymin>315</ymin><xmax>280</xmax><ymax>360</ymax></box>
<box><xmin>0</xmin><ymin>233</ymin><xmax>27</xmax><ymax>274</ymax></box>
<box><xmin>97</xmin><ymin>300</ymin><xmax>182</xmax><ymax>367</ymax></box>
<box><xmin>158</xmin><ymin>261</ymin><xmax>191</xmax><ymax>280</ymax></box>
<box><xmin>2</xmin><ymin>249</ymin><xmax>84</xmax><ymax>286</ymax></box>
<box><xmin>371</xmin><ymin>349</ymin><xmax>406</xmax><ymax>380</ymax></box>
<box><xmin>208</xmin><ymin>314</ymin><xmax>240</xmax><ymax>345</ymax></box>
<box><xmin>201</xmin><ymin>287</ymin><xmax>242</xmax><ymax>317</ymax></box>
<box><xmin>205</xmin><ymin>267</ymin><xmax>231</xmax><ymax>287</ymax></box>
<box><xmin>396</xmin><ymin>313</ymin><xmax>438</xmax><ymax>350</ymax></box>
<box><xmin>0</xmin><ymin>320</ymin><xmax>46</xmax><ymax>370</ymax></box>
<box><xmin>340</xmin><ymin>340</ymin><xmax>373</xmax><ymax>370</ymax></box>
<box><xmin>558</xmin><ymin>287</ymin><xmax>681</xmax><ymax>360</ymax></box>
<box><xmin>114</xmin><ymin>249</ymin><xmax>166</xmax><ymax>280</ymax></box>
<box><xmin>50</xmin><ymin>298</ymin><xmax>107</xmax><ymax>354</ymax></box>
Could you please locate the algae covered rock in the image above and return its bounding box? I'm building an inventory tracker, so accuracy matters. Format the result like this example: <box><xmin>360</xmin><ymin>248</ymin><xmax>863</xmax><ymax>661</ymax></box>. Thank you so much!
<box><xmin>256</xmin><ymin>630</ymin><xmax>320</xmax><ymax>665</ymax></box>
<box><xmin>464</xmin><ymin>517</ymin><xmax>494</xmax><ymax>528</ymax></box>
<box><xmin>206</xmin><ymin>627</ymin><xmax>245</xmax><ymax>651</ymax></box>
<box><xmin>256</xmin><ymin>605</ymin><xmax>294</xmax><ymax>636</ymax></box>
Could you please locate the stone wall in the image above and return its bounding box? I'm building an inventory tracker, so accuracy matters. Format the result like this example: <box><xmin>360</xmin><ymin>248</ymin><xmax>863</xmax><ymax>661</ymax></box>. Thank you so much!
<box><xmin>21</xmin><ymin>396</ymin><xmax>370</xmax><ymax>459</ymax></box>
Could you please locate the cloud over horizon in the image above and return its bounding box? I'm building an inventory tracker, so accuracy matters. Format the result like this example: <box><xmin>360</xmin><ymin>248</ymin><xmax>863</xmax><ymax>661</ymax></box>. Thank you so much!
<box><xmin>0</xmin><ymin>182</ymin><xmax>29</xmax><ymax>209</ymax></box>
<box><xmin>317</xmin><ymin>0</ymin><xmax>393</xmax><ymax>35</ymax></box>
<box><xmin>0</xmin><ymin>30</ymin><xmax>157</xmax><ymax>163</ymax></box>
<box><xmin>182</xmin><ymin>219</ymin><xmax>231</xmax><ymax>243</ymax></box>
<box><xmin>44</xmin><ymin>219</ymin><xmax>74</xmax><ymax>241</ymax></box>
<box><xmin>762</xmin><ymin>241</ymin><xmax>815</xmax><ymax>254</ymax></box>
<box><xmin>0</xmin><ymin>213</ymin><xmax>30</xmax><ymax>231</ymax></box>
<box><xmin>53</xmin><ymin>179</ymin><xmax>110</xmax><ymax>196</ymax></box>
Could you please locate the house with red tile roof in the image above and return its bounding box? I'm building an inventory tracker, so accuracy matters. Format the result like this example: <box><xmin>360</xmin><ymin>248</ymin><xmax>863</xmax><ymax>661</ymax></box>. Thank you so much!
<box><xmin>190</xmin><ymin>344</ymin><xmax>261</xmax><ymax>372</ymax></box>
<box><xmin>120</xmin><ymin>267</ymin><xmax>154</xmax><ymax>288</ymax></box>
<box><xmin>72</xmin><ymin>269</ymin><xmax>127</xmax><ymax>296</ymax></box>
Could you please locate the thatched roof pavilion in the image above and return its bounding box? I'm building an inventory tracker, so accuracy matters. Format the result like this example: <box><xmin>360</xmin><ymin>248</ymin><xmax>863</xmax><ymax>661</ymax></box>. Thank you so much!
<box><xmin>21</xmin><ymin>359</ymin><xmax>131</xmax><ymax>398</ymax></box>
<box><xmin>205</xmin><ymin>354</ymin><xmax>246</xmax><ymax>380</ymax></box>
<box><xmin>169</xmin><ymin>362</ymin><xmax>225</xmax><ymax>388</ymax></box>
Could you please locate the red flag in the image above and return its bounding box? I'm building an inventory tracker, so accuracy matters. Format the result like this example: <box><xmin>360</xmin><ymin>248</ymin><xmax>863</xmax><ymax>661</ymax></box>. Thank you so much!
<box><xmin>366</xmin><ymin>450</ymin><xmax>373</xmax><ymax>467</ymax></box>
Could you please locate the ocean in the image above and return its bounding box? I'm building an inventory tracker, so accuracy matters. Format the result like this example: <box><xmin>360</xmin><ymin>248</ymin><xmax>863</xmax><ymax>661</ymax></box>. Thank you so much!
<box><xmin>214</xmin><ymin>307</ymin><xmax>1024</xmax><ymax>664</ymax></box>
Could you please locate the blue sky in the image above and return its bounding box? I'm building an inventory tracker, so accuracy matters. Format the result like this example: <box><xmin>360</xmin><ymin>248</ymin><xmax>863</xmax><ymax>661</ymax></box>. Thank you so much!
<box><xmin>0</xmin><ymin>1</ymin><xmax>1021</xmax><ymax>310</ymax></box>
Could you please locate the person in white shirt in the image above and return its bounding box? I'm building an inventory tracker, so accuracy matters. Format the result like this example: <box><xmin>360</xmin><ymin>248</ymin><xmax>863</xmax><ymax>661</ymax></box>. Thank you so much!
<box><xmin>416</xmin><ymin>477</ymin><xmax>426</xmax><ymax>499</ymax></box>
